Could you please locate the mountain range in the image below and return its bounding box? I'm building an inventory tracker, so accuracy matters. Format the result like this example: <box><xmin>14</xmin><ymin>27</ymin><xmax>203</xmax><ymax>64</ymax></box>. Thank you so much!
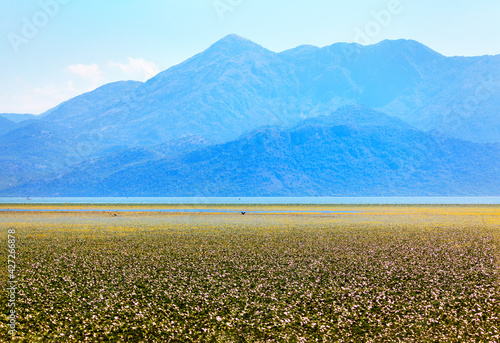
<box><xmin>1</xmin><ymin>35</ymin><xmax>499</xmax><ymax>196</ymax></box>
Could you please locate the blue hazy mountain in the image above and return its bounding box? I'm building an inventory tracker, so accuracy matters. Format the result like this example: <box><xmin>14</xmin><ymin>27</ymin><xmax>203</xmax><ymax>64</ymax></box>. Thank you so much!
<box><xmin>279</xmin><ymin>39</ymin><xmax>500</xmax><ymax>142</ymax></box>
<box><xmin>1</xmin><ymin>35</ymin><xmax>499</xmax><ymax>194</ymax></box>
<box><xmin>0</xmin><ymin>117</ymin><xmax>18</xmax><ymax>136</ymax></box>
<box><xmin>9</xmin><ymin>35</ymin><xmax>499</xmax><ymax>148</ymax></box>
<box><xmin>0</xmin><ymin>81</ymin><xmax>144</xmax><ymax>189</ymax></box>
<box><xmin>0</xmin><ymin>114</ymin><xmax>44</xmax><ymax>136</ymax></box>
<box><xmin>0</xmin><ymin>113</ymin><xmax>39</xmax><ymax>123</ymax></box>
<box><xmin>42</xmin><ymin>80</ymin><xmax>143</xmax><ymax>125</ymax></box>
<box><xmin>4</xmin><ymin>106</ymin><xmax>499</xmax><ymax>197</ymax></box>
<box><xmin>0</xmin><ymin>120</ymin><xmax>73</xmax><ymax>190</ymax></box>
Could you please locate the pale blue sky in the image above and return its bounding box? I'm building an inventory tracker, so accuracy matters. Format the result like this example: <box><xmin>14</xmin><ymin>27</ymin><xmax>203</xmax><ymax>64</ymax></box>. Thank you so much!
<box><xmin>1</xmin><ymin>0</ymin><xmax>500</xmax><ymax>114</ymax></box>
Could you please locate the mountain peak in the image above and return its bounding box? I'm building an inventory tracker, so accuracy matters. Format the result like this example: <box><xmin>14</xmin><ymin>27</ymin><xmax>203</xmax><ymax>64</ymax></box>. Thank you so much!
<box><xmin>218</xmin><ymin>34</ymin><xmax>250</xmax><ymax>43</ymax></box>
<box><xmin>206</xmin><ymin>34</ymin><xmax>269</xmax><ymax>55</ymax></box>
<box><xmin>370</xmin><ymin>39</ymin><xmax>443</xmax><ymax>58</ymax></box>
<box><xmin>294</xmin><ymin>105</ymin><xmax>412</xmax><ymax>131</ymax></box>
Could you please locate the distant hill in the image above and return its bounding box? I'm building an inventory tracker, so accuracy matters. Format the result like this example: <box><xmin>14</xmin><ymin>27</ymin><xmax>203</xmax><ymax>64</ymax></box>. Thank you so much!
<box><xmin>0</xmin><ymin>121</ymin><xmax>73</xmax><ymax>190</ymax></box>
<box><xmin>0</xmin><ymin>81</ymin><xmax>144</xmax><ymax>190</ymax></box>
<box><xmin>10</xmin><ymin>35</ymin><xmax>500</xmax><ymax>147</ymax></box>
<box><xmin>1</xmin><ymin>35</ymin><xmax>499</xmax><ymax>194</ymax></box>
<box><xmin>0</xmin><ymin>113</ymin><xmax>39</xmax><ymax>123</ymax></box>
<box><xmin>0</xmin><ymin>117</ymin><xmax>18</xmax><ymax>136</ymax></box>
<box><xmin>42</xmin><ymin>80</ymin><xmax>143</xmax><ymax>125</ymax></box>
<box><xmin>5</xmin><ymin>107</ymin><xmax>499</xmax><ymax>197</ymax></box>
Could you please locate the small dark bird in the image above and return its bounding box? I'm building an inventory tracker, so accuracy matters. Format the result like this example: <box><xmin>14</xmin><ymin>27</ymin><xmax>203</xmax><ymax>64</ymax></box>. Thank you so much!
<box><xmin>241</xmin><ymin>211</ymin><xmax>246</xmax><ymax>215</ymax></box>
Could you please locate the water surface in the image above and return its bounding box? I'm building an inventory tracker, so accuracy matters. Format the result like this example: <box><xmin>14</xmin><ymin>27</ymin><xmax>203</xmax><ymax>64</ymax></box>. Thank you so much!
<box><xmin>1</xmin><ymin>197</ymin><xmax>499</xmax><ymax>205</ymax></box>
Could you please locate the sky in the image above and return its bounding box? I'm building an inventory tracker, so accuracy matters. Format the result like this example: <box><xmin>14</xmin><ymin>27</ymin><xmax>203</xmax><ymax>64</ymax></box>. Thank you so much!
<box><xmin>1</xmin><ymin>0</ymin><xmax>500</xmax><ymax>114</ymax></box>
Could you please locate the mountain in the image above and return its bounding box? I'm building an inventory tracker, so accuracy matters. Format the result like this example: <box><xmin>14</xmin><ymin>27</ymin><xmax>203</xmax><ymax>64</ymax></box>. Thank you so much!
<box><xmin>7</xmin><ymin>35</ymin><xmax>499</xmax><ymax>149</ymax></box>
<box><xmin>0</xmin><ymin>113</ymin><xmax>40</xmax><ymax>123</ymax></box>
<box><xmin>0</xmin><ymin>121</ymin><xmax>72</xmax><ymax>190</ymax></box>
<box><xmin>0</xmin><ymin>117</ymin><xmax>18</xmax><ymax>136</ymax></box>
<box><xmin>4</xmin><ymin>107</ymin><xmax>499</xmax><ymax>197</ymax></box>
<box><xmin>279</xmin><ymin>39</ymin><xmax>500</xmax><ymax>142</ymax></box>
<box><xmin>0</xmin><ymin>81</ymin><xmax>145</xmax><ymax>190</ymax></box>
<box><xmin>1</xmin><ymin>35</ymin><xmax>500</xmax><ymax>194</ymax></box>
<box><xmin>38</xmin><ymin>35</ymin><xmax>296</xmax><ymax>146</ymax></box>
<box><xmin>42</xmin><ymin>80</ymin><xmax>143</xmax><ymax>125</ymax></box>
<box><xmin>27</xmin><ymin>135</ymin><xmax>212</xmax><ymax>187</ymax></box>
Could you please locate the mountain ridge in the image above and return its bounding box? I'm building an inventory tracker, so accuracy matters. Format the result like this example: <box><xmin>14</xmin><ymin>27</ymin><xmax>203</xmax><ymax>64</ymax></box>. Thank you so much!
<box><xmin>3</xmin><ymin>107</ymin><xmax>498</xmax><ymax>197</ymax></box>
<box><xmin>1</xmin><ymin>35</ymin><xmax>499</xmax><ymax>194</ymax></box>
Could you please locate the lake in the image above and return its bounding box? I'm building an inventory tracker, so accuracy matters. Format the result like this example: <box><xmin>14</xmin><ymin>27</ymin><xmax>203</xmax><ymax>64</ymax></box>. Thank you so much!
<box><xmin>0</xmin><ymin>197</ymin><xmax>499</xmax><ymax>204</ymax></box>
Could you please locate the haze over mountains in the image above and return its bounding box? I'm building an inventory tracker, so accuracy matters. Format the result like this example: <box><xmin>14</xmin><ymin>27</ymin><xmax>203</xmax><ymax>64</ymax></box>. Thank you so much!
<box><xmin>1</xmin><ymin>35</ymin><xmax>499</xmax><ymax>196</ymax></box>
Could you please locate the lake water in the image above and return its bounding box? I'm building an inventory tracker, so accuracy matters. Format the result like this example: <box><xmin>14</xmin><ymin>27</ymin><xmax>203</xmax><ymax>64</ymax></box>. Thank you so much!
<box><xmin>0</xmin><ymin>209</ymin><xmax>358</xmax><ymax>214</ymax></box>
<box><xmin>0</xmin><ymin>197</ymin><xmax>499</xmax><ymax>205</ymax></box>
